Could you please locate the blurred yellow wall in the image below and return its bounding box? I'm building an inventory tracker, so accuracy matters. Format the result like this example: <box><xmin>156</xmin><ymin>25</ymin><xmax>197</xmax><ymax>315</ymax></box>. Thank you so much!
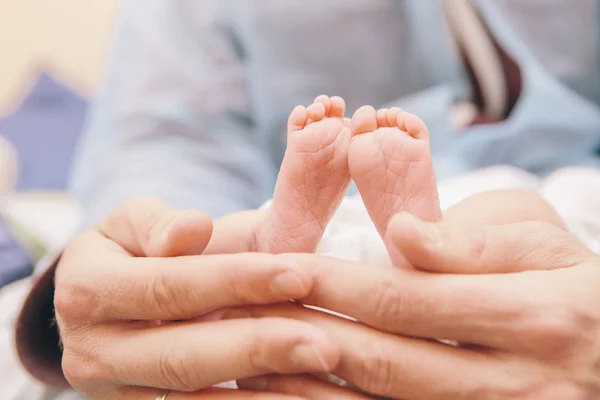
<box><xmin>0</xmin><ymin>0</ymin><xmax>121</xmax><ymax>112</ymax></box>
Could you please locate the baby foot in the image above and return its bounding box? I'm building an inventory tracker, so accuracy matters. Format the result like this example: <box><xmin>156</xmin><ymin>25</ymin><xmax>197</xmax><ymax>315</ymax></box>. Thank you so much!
<box><xmin>255</xmin><ymin>95</ymin><xmax>352</xmax><ymax>254</ymax></box>
<box><xmin>348</xmin><ymin>106</ymin><xmax>442</xmax><ymax>264</ymax></box>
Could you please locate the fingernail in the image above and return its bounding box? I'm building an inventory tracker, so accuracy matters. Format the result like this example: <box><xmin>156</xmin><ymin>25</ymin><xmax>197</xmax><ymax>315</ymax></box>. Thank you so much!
<box><xmin>270</xmin><ymin>271</ymin><xmax>310</xmax><ymax>297</ymax></box>
<box><xmin>291</xmin><ymin>344</ymin><xmax>332</xmax><ymax>371</ymax></box>
<box><xmin>237</xmin><ymin>376</ymin><xmax>268</xmax><ymax>390</ymax></box>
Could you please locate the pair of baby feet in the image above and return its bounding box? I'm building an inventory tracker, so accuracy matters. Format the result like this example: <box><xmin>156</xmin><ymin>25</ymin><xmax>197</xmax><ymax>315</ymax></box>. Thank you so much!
<box><xmin>255</xmin><ymin>95</ymin><xmax>443</xmax><ymax>265</ymax></box>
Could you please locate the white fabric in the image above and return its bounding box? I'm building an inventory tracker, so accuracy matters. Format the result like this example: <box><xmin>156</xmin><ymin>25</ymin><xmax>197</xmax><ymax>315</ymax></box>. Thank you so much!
<box><xmin>316</xmin><ymin>165</ymin><xmax>600</xmax><ymax>264</ymax></box>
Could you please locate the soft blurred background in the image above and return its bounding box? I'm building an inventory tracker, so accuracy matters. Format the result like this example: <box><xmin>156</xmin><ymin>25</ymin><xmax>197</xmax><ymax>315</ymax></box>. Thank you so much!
<box><xmin>1</xmin><ymin>1</ymin><xmax>122</xmax><ymax>397</ymax></box>
<box><xmin>0</xmin><ymin>0</ymin><xmax>121</xmax><ymax>285</ymax></box>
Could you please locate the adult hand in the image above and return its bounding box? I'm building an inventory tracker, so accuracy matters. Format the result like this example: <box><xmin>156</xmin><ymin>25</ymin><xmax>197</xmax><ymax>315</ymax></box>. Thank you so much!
<box><xmin>239</xmin><ymin>213</ymin><xmax>600</xmax><ymax>399</ymax></box>
<box><xmin>54</xmin><ymin>198</ymin><xmax>343</xmax><ymax>400</ymax></box>
<box><xmin>121</xmin><ymin>375</ymin><xmax>372</xmax><ymax>400</ymax></box>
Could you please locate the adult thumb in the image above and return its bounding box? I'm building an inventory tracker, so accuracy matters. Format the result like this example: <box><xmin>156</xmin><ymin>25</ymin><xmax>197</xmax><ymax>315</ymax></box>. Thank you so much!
<box><xmin>96</xmin><ymin>197</ymin><xmax>213</xmax><ymax>257</ymax></box>
<box><xmin>387</xmin><ymin>212</ymin><xmax>594</xmax><ymax>274</ymax></box>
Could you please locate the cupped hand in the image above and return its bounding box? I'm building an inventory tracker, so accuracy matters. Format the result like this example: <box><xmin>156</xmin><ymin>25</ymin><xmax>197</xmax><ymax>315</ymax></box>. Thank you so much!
<box><xmin>242</xmin><ymin>213</ymin><xmax>600</xmax><ymax>399</ymax></box>
<box><xmin>54</xmin><ymin>198</ymin><xmax>343</xmax><ymax>399</ymax></box>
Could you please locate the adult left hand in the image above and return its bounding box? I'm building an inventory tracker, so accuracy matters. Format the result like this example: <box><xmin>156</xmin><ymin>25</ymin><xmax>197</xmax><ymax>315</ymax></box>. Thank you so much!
<box><xmin>236</xmin><ymin>213</ymin><xmax>600</xmax><ymax>399</ymax></box>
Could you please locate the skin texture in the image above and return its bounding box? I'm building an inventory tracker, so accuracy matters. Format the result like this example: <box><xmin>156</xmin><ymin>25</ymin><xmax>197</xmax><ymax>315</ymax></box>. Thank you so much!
<box><xmin>242</xmin><ymin>215</ymin><xmax>600</xmax><ymax>399</ymax></box>
<box><xmin>255</xmin><ymin>100</ymin><xmax>445</xmax><ymax>268</ymax></box>
<box><xmin>349</xmin><ymin>105</ymin><xmax>442</xmax><ymax>234</ymax></box>
<box><xmin>255</xmin><ymin>95</ymin><xmax>352</xmax><ymax>254</ymax></box>
<box><xmin>206</xmin><ymin>98</ymin><xmax>565</xmax><ymax>269</ymax></box>
<box><xmin>56</xmin><ymin>98</ymin><xmax>599</xmax><ymax>399</ymax></box>
<box><xmin>56</xmin><ymin>197</ymin><xmax>600</xmax><ymax>399</ymax></box>
<box><xmin>56</xmin><ymin>198</ymin><xmax>345</xmax><ymax>399</ymax></box>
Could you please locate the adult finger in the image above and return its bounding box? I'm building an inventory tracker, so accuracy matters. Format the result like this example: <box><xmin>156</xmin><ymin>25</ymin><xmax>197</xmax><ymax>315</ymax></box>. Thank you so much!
<box><xmin>119</xmin><ymin>386</ymin><xmax>306</xmax><ymax>400</ymax></box>
<box><xmin>238</xmin><ymin>375</ymin><xmax>373</xmax><ymax>399</ymax></box>
<box><xmin>243</xmin><ymin>304</ymin><xmax>542</xmax><ymax>400</ymax></box>
<box><xmin>82</xmin><ymin>318</ymin><xmax>340</xmax><ymax>393</ymax></box>
<box><xmin>387</xmin><ymin>212</ymin><xmax>593</xmax><ymax>273</ymax></box>
<box><xmin>97</xmin><ymin>197</ymin><xmax>213</xmax><ymax>257</ymax></box>
<box><xmin>279</xmin><ymin>254</ymin><xmax>581</xmax><ymax>354</ymax></box>
<box><xmin>56</xmin><ymin>252</ymin><xmax>316</xmax><ymax>322</ymax></box>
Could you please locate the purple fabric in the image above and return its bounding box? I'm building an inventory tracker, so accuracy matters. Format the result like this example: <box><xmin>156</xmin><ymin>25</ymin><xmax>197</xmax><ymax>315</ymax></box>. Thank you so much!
<box><xmin>0</xmin><ymin>218</ymin><xmax>32</xmax><ymax>287</ymax></box>
<box><xmin>0</xmin><ymin>73</ymin><xmax>88</xmax><ymax>190</ymax></box>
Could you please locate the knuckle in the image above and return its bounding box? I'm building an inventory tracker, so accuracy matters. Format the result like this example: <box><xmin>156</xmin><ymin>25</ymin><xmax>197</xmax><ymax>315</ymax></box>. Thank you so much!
<box><xmin>55</xmin><ymin>232</ymin><xmax>113</xmax><ymax>323</ymax></box>
<box><xmin>146</xmin><ymin>271</ymin><xmax>188</xmax><ymax>318</ymax></box>
<box><xmin>54</xmin><ymin>276</ymin><xmax>99</xmax><ymax>322</ymax></box>
<box><xmin>245</xmin><ymin>325</ymin><xmax>272</xmax><ymax>372</ymax></box>
<box><xmin>369</xmin><ymin>279</ymin><xmax>407</xmax><ymax>329</ymax></box>
<box><xmin>221</xmin><ymin>260</ymin><xmax>256</xmax><ymax>304</ymax></box>
<box><xmin>244</xmin><ymin>318</ymin><xmax>303</xmax><ymax>374</ymax></box>
<box><xmin>62</xmin><ymin>350</ymin><xmax>106</xmax><ymax>392</ymax></box>
<box><xmin>354</xmin><ymin>342</ymin><xmax>394</xmax><ymax>395</ymax></box>
<box><xmin>157</xmin><ymin>341</ymin><xmax>197</xmax><ymax>391</ymax></box>
<box><xmin>522</xmin><ymin>301</ymin><xmax>595</xmax><ymax>359</ymax></box>
<box><xmin>529</xmin><ymin>313</ymin><xmax>578</xmax><ymax>352</ymax></box>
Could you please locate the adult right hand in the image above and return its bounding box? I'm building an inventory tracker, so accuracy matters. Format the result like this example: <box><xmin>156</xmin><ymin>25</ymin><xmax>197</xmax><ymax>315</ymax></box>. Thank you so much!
<box><xmin>54</xmin><ymin>198</ymin><xmax>342</xmax><ymax>400</ymax></box>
